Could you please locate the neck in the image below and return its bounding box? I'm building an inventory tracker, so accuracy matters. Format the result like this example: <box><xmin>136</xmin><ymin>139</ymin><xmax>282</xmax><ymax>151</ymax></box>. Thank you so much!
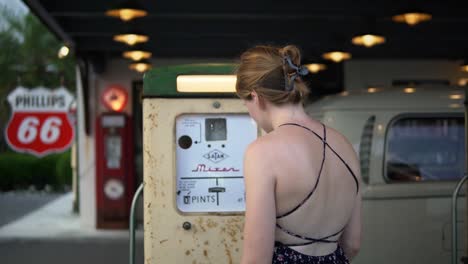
<box><xmin>267</xmin><ymin>103</ymin><xmax>309</xmax><ymax>132</ymax></box>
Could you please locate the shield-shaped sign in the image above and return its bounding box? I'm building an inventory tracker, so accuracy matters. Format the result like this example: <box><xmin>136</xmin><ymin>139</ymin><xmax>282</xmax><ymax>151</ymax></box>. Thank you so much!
<box><xmin>5</xmin><ymin>87</ymin><xmax>75</xmax><ymax>157</ymax></box>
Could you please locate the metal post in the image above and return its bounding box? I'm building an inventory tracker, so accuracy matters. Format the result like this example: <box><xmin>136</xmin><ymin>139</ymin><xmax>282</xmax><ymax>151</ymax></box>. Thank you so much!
<box><xmin>465</xmin><ymin>87</ymin><xmax>468</xmax><ymax>263</ymax></box>
<box><xmin>452</xmin><ymin>174</ymin><xmax>468</xmax><ymax>264</ymax></box>
<box><xmin>130</xmin><ymin>183</ymin><xmax>144</xmax><ymax>264</ymax></box>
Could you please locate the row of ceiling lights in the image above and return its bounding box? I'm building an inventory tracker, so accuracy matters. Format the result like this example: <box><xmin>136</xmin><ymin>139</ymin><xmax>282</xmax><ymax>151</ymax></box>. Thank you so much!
<box><xmin>106</xmin><ymin>0</ymin><xmax>152</xmax><ymax>73</ymax></box>
<box><xmin>104</xmin><ymin>3</ymin><xmax>468</xmax><ymax>75</ymax></box>
<box><xmin>306</xmin><ymin>11</ymin><xmax>435</xmax><ymax>74</ymax></box>
<box><xmin>305</xmin><ymin>12</ymin><xmax>468</xmax><ymax>75</ymax></box>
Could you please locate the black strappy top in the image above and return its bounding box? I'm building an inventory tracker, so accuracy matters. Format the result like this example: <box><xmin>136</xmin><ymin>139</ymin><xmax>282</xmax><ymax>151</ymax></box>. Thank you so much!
<box><xmin>275</xmin><ymin>122</ymin><xmax>359</xmax><ymax>247</ymax></box>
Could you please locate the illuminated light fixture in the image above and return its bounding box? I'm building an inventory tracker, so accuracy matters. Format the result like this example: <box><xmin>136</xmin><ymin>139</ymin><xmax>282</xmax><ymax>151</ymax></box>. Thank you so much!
<box><xmin>129</xmin><ymin>59</ymin><xmax>152</xmax><ymax>73</ymax></box>
<box><xmin>322</xmin><ymin>51</ymin><xmax>351</xmax><ymax>63</ymax></box>
<box><xmin>177</xmin><ymin>75</ymin><xmax>237</xmax><ymax>93</ymax></box>
<box><xmin>101</xmin><ymin>85</ymin><xmax>128</xmax><ymax>112</ymax></box>
<box><xmin>352</xmin><ymin>34</ymin><xmax>386</xmax><ymax>48</ymax></box>
<box><xmin>305</xmin><ymin>63</ymin><xmax>327</xmax><ymax>74</ymax></box>
<box><xmin>449</xmin><ymin>103</ymin><xmax>462</xmax><ymax>109</ymax></box>
<box><xmin>123</xmin><ymin>47</ymin><xmax>152</xmax><ymax>61</ymax></box>
<box><xmin>449</xmin><ymin>94</ymin><xmax>463</xmax><ymax>100</ymax></box>
<box><xmin>458</xmin><ymin>78</ymin><xmax>468</xmax><ymax>86</ymax></box>
<box><xmin>392</xmin><ymin>12</ymin><xmax>432</xmax><ymax>26</ymax></box>
<box><xmin>404</xmin><ymin>87</ymin><xmax>416</xmax><ymax>93</ymax></box>
<box><xmin>340</xmin><ymin>91</ymin><xmax>349</xmax><ymax>96</ymax></box>
<box><xmin>460</xmin><ymin>60</ymin><xmax>468</xmax><ymax>72</ymax></box>
<box><xmin>113</xmin><ymin>31</ymin><xmax>148</xmax><ymax>46</ymax></box>
<box><xmin>367</xmin><ymin>87</ymin><xmax>380</xmax><ymax>93</ymax></box>
<box><xmin>105</xmin><ymin>0</ymin><xmax>148</xmax><ymax>21</ymax></box>
<box><xmin>58</xmin><ymin>45</ymin><xmax>69</xmax><ymax>58</ymax></box>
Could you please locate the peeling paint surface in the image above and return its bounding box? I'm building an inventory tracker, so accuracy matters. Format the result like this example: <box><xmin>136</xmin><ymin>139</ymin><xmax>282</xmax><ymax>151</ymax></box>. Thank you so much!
<box><xmin>143</xmin><ymin>99</ymin><xmax>248</xmax><ymax>264</ymax></box>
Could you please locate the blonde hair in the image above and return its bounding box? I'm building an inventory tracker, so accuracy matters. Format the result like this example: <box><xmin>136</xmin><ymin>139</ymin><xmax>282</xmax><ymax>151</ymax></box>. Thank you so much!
<box><xmin>235</xmin><ymin>45</ymin><xmax>310</xmax><ymax>105</ymax></box>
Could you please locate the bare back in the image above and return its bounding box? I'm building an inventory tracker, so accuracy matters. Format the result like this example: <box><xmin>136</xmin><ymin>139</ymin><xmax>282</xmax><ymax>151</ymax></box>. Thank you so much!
<box><xmin>265</xmin><ymin>119</ymin><xmax>360</xmax><ymax>256</ymax></box>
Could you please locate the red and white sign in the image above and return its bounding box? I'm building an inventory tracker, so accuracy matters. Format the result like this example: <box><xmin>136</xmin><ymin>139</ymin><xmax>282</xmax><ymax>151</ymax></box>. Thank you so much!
<box><xmin>5</xmin><ymin>87</ymin><xmax>75</xmax><ymax>157</ymax></box>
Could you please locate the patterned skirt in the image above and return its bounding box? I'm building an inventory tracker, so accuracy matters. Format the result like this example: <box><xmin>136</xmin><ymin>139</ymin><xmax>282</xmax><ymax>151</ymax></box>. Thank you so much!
<box><xmin>272</xmin><ymin>242</ymin><xmax>349</xmax><ymax>264</ymax></box>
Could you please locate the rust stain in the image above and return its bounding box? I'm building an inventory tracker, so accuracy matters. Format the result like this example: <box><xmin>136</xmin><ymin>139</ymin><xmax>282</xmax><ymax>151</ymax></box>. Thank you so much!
<box><xmin>147</xmin><ymin>202</ymin><xmax>151</xmax><ymax>208</ymax></box>
<box><xmin>159</xmin><ymin>239</ymin><xmax>168</xmax><ymax>244</ymax></box>
<box><xmin>203</xmin><ymin>249</ymin><xmax>208</xmax><ymax>257</ymax></box>
<box><xmin>196</xmin><ymin>217</ymin><xmax>206</xmax><ymax>232</ymax></box>
<box><xmin>146</xmin><ymin>112</ymin><xmax>159</xmax><ymax>128</ymax></box>
<box><xmin>206</xmin><ymin>218</ymin><xmax>218</xmax><ymax>228</ymax></box>
<box><xmin>186</xmin><ymin>250</ymin><xmax>191</xmax><ymax>256</ymax></box>
<box><xmin>227</xmin><ymin>228</ymin><xmax>237</xmax><ymax>243</ymax></box>
<box><xmin>219</xmin><ymin>217</ymin><xmax>243</xmax><ymax>244</ymax></box>
<box><xmin>204</xmin><ymin>241</ymin><xmax>209</xmax><ymax>246</ymax></box>
<box><xmin>144</xmin><ymin>149</ymin><xmax>155</xmax><ymax>167</ymax></box>
<box><xmin>223</xmin><ymin>242</ymin><xmax>233</xmax><ymax>264</ymax></box>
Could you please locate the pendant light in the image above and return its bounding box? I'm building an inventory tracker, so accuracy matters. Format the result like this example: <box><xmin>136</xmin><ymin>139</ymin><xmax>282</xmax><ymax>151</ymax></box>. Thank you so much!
<box><xmin>392</xmin><ymin>11</ymin><xmax>432</xmax><ymax>26</ymax></box>
<box><xmin>113</xmin><ymin>29</ymin><xmax>149</xmax><ymax>46</ymax></box>
<box><xmin>322</xmin><ymin>51</ymin><xmax>352</xmax><ymax>63</ymax></box>
<box><xmin>322</xmin><ymin>36</ymin><xmax>352</xmax><ymax>63</ymax></box>
<box><xmin>366</xmin><ymin>86</ymin><xmax>383</xmax><ymax>93</ymax></box>
<box><xmin>106</xmin><ymin>0</ymin><xmax>148</xmax><ymax>21</ymax></box>
<box><xmin>305</xmin><ymin>63</ymin><xmax>327</xmax><ymax>74</ymax></box>
<box><xmin>129</xmin><ymin>59</ymin><xmax>152</xmax><ymax>73</ymax></box>
<box><xmin>352</xmin><ymin>17</ymin><xmax>386</xmax><ymax>48</ymax></box>
<box><xmin>404</xmin><ymin>87</ymin><xmax>416</xmax><ymax>93</ymax></box>
<box><xmin>58</xmin><ymin>45</ymin><xmax>70</xmax><ymax>58</ymax></box>
<box><xmin>123</xmin><ymin>45</ymin><xmax>152</xmax><ymax>61</ymax></box>
<box><xmin>367</xmin><ymin>87</ymin><xmax>377</xmax><ymax>93</ymax></box>
<box><xmin>352</xmin><ymin>34</ymin><xmax>385</xmax><ymax>48</ymax></box>
<box><xmin>403</xmin><ymin>82</ymin><xmax>416</xmax><ymax>94</ymax></box>
<box><xmin>461</xmin><ymin>60</ymin><xmax>468</xmax><ymax>72</ymax></box>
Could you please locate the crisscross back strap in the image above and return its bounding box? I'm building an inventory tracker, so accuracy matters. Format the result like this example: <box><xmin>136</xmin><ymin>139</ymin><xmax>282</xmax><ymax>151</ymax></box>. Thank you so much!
<box><xmin>274</xmin><ymin>122</ymin><xmax>360</xmax><ymax>246</ymax></box>
<box><xmin>276</xmin><ymin>223</ymin><xmax>345</xmax><ymax>246</ymax></box>
<box><xmin>276</xmin><ymin>122</ymin><xmax>327</xmax><ymax>219</ymax></box>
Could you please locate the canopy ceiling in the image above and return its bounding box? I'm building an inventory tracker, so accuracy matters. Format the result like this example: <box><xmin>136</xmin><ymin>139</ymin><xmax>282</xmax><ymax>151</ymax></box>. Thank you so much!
<box><xmin>22</xmin><ymin>0</ymin><xmax>468</xmax><ymax>92</ymax></box>
<box><xmin>23</xmin><ymin>0</ymin><xmax>468</xmax><ymax>59</ymax></box>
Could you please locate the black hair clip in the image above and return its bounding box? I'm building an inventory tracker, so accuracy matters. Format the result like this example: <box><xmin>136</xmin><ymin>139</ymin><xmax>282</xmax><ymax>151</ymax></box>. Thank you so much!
<box><xmin>283</xmin><ymin>56</ymin><xmax>309</xmax><ymax>91</ymax></box>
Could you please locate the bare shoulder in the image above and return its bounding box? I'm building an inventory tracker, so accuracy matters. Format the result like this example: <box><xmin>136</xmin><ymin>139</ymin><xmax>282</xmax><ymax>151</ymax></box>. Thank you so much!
<box><xmin>325</xmin><ymin>125</ymin><xmax>355</xmax><ymax>152</ymax></box>
<box><xmin>324</xmin><ymin>124</ymin><xmax>362</xmax><ymax>182</ymax></box>
<box><xmin>244</xmin><ymin>134</ymin><xmax>277</xmax><ymax>162</ymax></box>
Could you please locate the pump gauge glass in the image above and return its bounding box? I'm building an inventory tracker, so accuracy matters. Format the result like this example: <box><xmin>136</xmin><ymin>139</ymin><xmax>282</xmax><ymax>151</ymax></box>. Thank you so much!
<box><xmin>205</xmin><ymin>118</ymin><xmax>227</xmax><ymax>141</ymax></box>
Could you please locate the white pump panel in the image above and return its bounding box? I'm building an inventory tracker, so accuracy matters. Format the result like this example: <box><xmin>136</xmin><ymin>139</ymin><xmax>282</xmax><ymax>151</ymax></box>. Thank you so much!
<box><xmin>176</xmin><ymin>114</ymin><xmax>257</xmax><ymax>213</ymax></box>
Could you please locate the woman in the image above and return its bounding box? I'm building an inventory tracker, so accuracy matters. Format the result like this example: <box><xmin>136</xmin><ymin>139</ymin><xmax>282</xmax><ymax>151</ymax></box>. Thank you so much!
<box><xmin>236</xmin><ymin>45</ymin><xmax>362</xmax><ymax>264</ymax></box>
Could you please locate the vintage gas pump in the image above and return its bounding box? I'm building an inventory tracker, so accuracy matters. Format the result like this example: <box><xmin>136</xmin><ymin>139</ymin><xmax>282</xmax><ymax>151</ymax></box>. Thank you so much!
<box><xmin>95</xmin><ymin>85</ymin><xmax>135</xmax><ymax>229</ymax></box>
<box><xmin>141</xmin><ymin>64</ymin><xmax>258</xmax><ymax>263</ymax></box>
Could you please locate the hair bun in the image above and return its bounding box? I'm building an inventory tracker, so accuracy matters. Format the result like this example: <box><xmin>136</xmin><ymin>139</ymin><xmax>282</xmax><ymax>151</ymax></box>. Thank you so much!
<box><xmin>236</xmin><ymin>44</ymin><xmax>310</xmax><ymax>105</ymax></box>
<box><xmin>279</xmin><ymin>45</ymin><xmax>302</xmax><ymax>74</ymax></box>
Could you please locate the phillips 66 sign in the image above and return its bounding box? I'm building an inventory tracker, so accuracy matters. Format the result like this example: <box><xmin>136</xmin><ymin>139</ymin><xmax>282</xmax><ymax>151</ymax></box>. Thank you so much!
<box><xmin>5</xmin><ymin>87</ymin><xmax>75</xmax><ymax>157</ymax></box>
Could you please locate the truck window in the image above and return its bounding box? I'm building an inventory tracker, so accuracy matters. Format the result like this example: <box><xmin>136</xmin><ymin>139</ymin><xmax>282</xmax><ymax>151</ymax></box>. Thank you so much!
<box><xmin>385</xmin><ymin>116</ymin><xmax>465</xmax><ymax>182</ymax></box>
